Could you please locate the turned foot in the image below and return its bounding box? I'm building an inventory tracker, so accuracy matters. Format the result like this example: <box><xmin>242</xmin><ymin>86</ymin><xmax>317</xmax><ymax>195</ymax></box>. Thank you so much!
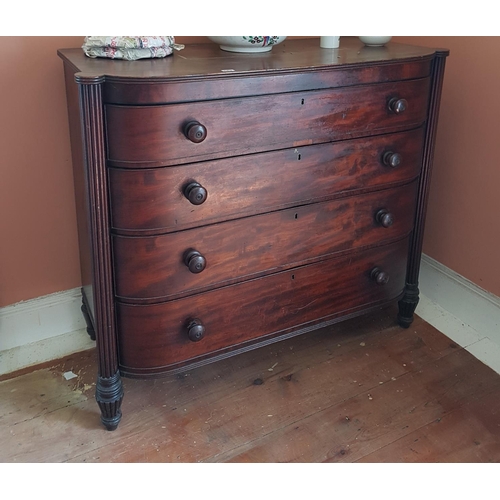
<box><xmin>397</xmin><ymin>284</ymin><xmax>420</xmax><ymax>328</ymax></box>
<box><xmin>81</xmin><ymin>298</ymin><xmax>96</xmax><ymax>341</ymax></box>
<box><xmin>96</xmin><ymin>372</ymin><xmax>124</xmax><ymax>431</ymax></box>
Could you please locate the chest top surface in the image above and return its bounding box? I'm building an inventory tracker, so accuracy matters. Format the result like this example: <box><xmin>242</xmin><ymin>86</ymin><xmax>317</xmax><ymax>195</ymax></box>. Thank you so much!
<box><xmin>58</xmin><ymin>38</ymin><xmax>441</xmax><ymax>82</ymax></box>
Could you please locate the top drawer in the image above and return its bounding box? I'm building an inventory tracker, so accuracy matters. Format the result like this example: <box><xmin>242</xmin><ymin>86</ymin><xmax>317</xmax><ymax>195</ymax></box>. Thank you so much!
<box><xmin>105</xmin><ymin>78</ymin><xmax>430</xmax><ymax>167</ymax></box>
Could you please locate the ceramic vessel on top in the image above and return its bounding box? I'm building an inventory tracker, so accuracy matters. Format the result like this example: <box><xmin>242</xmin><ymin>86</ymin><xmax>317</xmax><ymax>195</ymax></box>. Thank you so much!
<box><xmin>208</xmin><ymin>36</ymin><xmax>287</xmax><ymax>53</ymax></box>
<box><xmin>358</xmin><ymin>36</ymin><xmax>392</xmax><ymax>47</ymax></box>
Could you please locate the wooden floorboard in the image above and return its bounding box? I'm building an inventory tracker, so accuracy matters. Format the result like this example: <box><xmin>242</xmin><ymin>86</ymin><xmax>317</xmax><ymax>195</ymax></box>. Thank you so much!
<box><xmin>356</xmin><ymin>389</ymin><xmax>500</xmax><ymax>463</ymax></box>
<box><xmin>1</xmin><ymin>304</ymin><xmax>500</xmax><ymax>463</ymax></box>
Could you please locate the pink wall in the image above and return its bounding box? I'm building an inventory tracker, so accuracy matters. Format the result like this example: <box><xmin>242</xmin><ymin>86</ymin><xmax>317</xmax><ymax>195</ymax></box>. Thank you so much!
<box><xmin>1</xmin><ymin>36</ymin><xmax>498</xmax><ymax>307</ymax></box>
<box><xmin>0</xmin><ymin>37</ymin><xmax>84</xmax><ymax>307</ymax></box>
<box><xmin>0</xmin><ymin>36</ymin><xmax>311</xmax><ymax>307</ymax></box>
<box><xmin>394</xmin><ymin>37</ymin><xmax>500</xmax><ymax>296</ymax></box>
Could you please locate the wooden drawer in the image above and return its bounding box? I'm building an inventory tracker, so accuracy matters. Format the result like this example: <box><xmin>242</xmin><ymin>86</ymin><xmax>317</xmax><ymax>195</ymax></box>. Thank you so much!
<box><xmin>117</xmin><ymin>238</ymin><xmax>409</xmax><ymax>375</ymax></box>
<box><xmin>113</xmin><ymin>182</ymin><xmax>417</xmax><ymax>301</ymax></box>
<box><xmin>105</xmin><ymin>78</ymin><xmax>430</xmax><ymax>167</ymax></box>
<box><xmin>109</xmin><ymin>128</ymin><xmax>424</xmax><ymax>235</ymax></box>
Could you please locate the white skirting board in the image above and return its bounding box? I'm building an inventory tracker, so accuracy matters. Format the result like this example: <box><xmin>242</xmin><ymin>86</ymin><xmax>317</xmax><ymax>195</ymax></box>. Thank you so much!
<box><xmin>0</xmin><ymin>288</ymin><xmax>94</xmax><ymax>376</ymax></box>
<box><xmin>0</xmin><ymin>256</ymin><xmax>499</xmax><ymax>377</ymax></box>
<box><xmin>417</xmin><ymin>254</ymin><xmax>500</xmax><ymax>375</ymax></box>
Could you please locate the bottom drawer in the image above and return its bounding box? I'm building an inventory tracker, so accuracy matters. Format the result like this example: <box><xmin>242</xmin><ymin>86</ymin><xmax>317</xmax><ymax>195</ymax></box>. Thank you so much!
<box><xmin>117</xmin><ymin>238</ymin><xmax>409</xmax><ymax>376</ymax></box>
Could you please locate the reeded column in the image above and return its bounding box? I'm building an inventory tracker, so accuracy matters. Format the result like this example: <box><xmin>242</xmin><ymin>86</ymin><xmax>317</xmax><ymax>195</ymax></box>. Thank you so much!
<box><xmin>398</xmin><ymin>50</ymin><xmax>449</xmax><ymax>328</ymax></box>
<box><xmin>78</xmin><ymin>75</ymin><xmax>123</xmax><ymax>430</ymax></box>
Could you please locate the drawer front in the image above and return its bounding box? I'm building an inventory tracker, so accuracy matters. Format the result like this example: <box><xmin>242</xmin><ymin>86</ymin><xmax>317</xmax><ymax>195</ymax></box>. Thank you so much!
<box><xmin>117</xmin><ymin>238</ymin><xmax>409</xmax><ymax>374</ymax></box>
<box><xmin>109</xmin><ymin>128</ymin><xmax>424</xmax><ymax>234</ymax></box>
<box><xmin>106</xmin><ymin>78</ymin><xmax>430</xmax><ymax>166</ymax></box>
<box><xmin>103</xmin><ymin>57</ymin><xmax>432</xmax><ymax>105</ymax></box>
<box><xmin>113</xmin><ymin>182</ymin><xmax>417</xmax><ymax>301</ymax></box>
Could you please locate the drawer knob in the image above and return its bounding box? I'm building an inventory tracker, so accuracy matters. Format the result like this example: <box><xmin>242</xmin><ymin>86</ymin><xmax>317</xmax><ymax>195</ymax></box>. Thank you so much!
<box><xmin>371</xmin><ymin>267</ymin><xmax>390</xmax><ymax>285</ymax></box>
<box><xmin>375</xmin><ymin>209</ymin><xmax>394</xmax><ymax>228</ymax></box>
<box><xmin>187</xmin><ymin>319</ymin><xmax>205</xmax><ymax>342</ymax></box>
<box><xmin>388</xmin><ymin>98</ymin><xmax>408</xmax><ymax>114</ymax></box>
<box><xmin>383</xmin><ymin>151</ymin><xmax>402</xmax><ymax>168</ymax></box>
<box><xmin>184</xmin><ymin>182</ymin><xmax>208</xmax><ymax>205</ymax></box>
<box><xmin>184</xmin><ymin>121</ymin><xmax>207</xmax><ymax>143</ymax></box>
<box><xmin>184</xmin><ymin>250</ymin><xmax>207</xmax><ymax>274</ymax></box>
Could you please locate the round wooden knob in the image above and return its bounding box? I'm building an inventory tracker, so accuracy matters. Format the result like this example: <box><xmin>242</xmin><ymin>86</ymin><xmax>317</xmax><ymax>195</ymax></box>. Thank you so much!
<box><xmin>184</xmin><ymin>250</ymin><xmax>206</xmax><ymax>274</ymax></box>
<box><xmin>371</xmin><ymin>267</ymin><xmax>390</xmax><ymax>285</ymax></box>
<box><xmin>187</xmin><ymin>319</ymin><xmax>205</xmax><ymax>342</ymax></box>
<box><xmin>184</xmin><ymin>121</ymin><xmax>207</xmax><ymax>143</ymax></box>
<box><xmin>383</xmin><ymin>151</ymin><xmax>402</xmax><ymax>168</ymax></box>
<box><xmin>184</xmin><ymin>182</ymin><xmax>208</xmax><ymax>205</ymax></box>
<box><xmin>388</xmin><ymin>98</ymin><xmax>408</xmax><ymax>114</ymax></box>
<box><xmin>375</xmin><ymin>209</ymin><xmax>394</xmax><ymax>228</ymax></box>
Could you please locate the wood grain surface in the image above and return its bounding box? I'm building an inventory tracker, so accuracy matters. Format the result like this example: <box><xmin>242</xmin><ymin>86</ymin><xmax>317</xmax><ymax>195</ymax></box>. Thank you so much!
<box><xmin>106</xmin><ymin>78</ymin><xmax>430</xmax><ymax>167</ymax></box>
<box><xmin>112</xmin><ymin>183</ymin><xmax>417</xmax><ymax>301</ymax></box>
<box><xmin>2</xmin><ymin>307</ymin><xmax>498</xmax><ymax>463</ymax></box>
<box><xmin>58</xmin><ymin>38</ymin><xmax>436</xmax><ymax>105</ymax></box>
<box><xmin>115</xmin><ymin>239</ymin><xmax>409</xmax><ymax>375</ymax></box>
<box><xmin>108</xmin><ymin>128</ymin><xmax>424</xmax><ymax>235</ymax></box>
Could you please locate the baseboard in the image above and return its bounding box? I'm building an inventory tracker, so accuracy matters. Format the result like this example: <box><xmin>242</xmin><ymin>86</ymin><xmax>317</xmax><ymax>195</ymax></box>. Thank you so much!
<box><xmin>0</xmin><ymin>328</ymin><xmax>95</xmax><ymax>377</ymax></box>
<box><xmin>418</xmin><ymin>254</ymin><xmax>500</xmax><ymax>374</ymax></box>
<box><xmin>419</xmin><ymin>254</ymin><xmax>500</xmax><ymax>341</ymax></box>
<box><xmin>0</xmin><ymin>288</ymin><xmax>95</xmax><ymax>376</ymax></box>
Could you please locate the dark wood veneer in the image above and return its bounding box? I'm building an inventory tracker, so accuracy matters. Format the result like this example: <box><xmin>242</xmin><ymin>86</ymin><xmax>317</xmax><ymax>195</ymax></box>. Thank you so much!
<box><xmin>59</xmin><ymin>38</ymin><xmax>436</xmax><ymax>105</ymax></box>
<box><xmin>59</xmin><ymin>38</ymin><xmax>448</xmax><ymax>430</ymax></box>
<box><xmin>108</xmin><ymin>127</ymin><xmax>424</xmax><ymax>235</ymax></box>
<box><xmin>105</xmin><ymin>78</ymin><xmax>430</xmax><ymax>167</ymax></box>
<box><xmin>77</xmin><ymin>81</ymin><xmax>123</xmax><ymax>431</ymax></box>
<box><xmin>398</xmin><ymin>50</ymin><xmax>449</xmax><ymax>328</ymax></box>
<box><xmin>112</xmin><ymin>182</ymin><xmax>417</xmax><ymax>301</ymax></box>
<box><xmin>117</xmin><ymin>238</ymin><xmax>409</xmax><ymax>375</ymax></box>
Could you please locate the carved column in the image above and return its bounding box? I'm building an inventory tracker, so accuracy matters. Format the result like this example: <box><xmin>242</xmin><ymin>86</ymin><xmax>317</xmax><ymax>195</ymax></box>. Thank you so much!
<box><xmin>398</xmin><ymin>50</ymin><xmax>449</xmax><ymax>328</ymax></box>
<box><xmin>78</xmin><ymin>76</ymin><xmax>124</xmax><ymax>430</ymax></box>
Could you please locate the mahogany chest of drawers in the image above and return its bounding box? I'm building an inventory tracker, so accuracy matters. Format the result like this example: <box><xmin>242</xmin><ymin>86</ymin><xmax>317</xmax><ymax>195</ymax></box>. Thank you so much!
<box><xmin>58</xmin><ymin>38</ymin><xmax>448</xmax><ymax>430</ymax></box>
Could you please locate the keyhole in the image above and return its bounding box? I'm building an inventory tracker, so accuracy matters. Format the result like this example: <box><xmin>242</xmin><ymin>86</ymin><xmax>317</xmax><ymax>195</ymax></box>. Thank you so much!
<box><xmin>291</xmin><ymin>274</ymin><xmax>295</xmax><ymax>280</ymax></box>
<box><xmin>294</xmin><ymin>213</ymin><xmax>298</xmax><ymax>219</ymax></box>
<box><xmin>301</xmin><ymin>98</ymin><xmax>305</xmax><ymax>105</ymax></box>
<box><xmin>297</xmin><ymin>153</ymin><xmax>301</xmax><ymax>161</ymax></box>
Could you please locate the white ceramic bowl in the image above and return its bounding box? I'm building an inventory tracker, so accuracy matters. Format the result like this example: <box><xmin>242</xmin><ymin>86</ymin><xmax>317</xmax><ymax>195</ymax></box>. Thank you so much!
<box><xmin>208</xmin><ymin>36</ymin><xmax>287</xmax><ymax>53</ymax></box>
<box><xmin>358</xmin><ymin>36</ymin><xmax>392</xmax><ymax>47</ymax></box>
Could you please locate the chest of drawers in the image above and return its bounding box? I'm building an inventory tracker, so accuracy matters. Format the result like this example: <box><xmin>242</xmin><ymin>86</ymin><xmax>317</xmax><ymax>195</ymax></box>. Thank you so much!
<box><xmin>58</xmin><ymin>38</ymin><xmax>448</xmax><ymax>430</ymax></box>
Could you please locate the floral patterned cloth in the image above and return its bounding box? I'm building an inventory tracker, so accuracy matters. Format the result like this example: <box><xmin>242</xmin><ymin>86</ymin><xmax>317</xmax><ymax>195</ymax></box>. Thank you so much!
<box><xmin>82</xmin><ymin>36</ymin><xmax>183</xmax><ymax>60</ymax></box>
